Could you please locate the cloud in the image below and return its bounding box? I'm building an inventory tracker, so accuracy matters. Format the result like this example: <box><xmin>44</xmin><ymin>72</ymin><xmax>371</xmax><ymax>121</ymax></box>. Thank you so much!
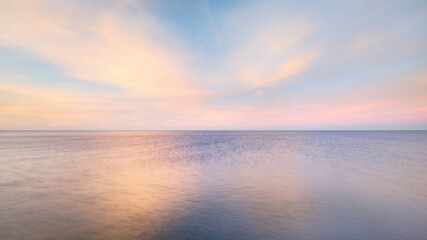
<box><xmin>0</xmin><ymin>0</ymin><xmax>207</xmax><ymax>100</ymax></box>
<box><xmin>157</xmin><ymin>69</ymin><xmax>427</xmax><ymax>129</ymax></box>
<box><xmin>0</xmin><ymin>0</ymin><xmax>426</xmax><ymax>129</ymax></box>
<box><xmin>351</xmin><ymin>29</ymin><xmax>404</xmax><ymax>50</ymax></box>
<box><xmin>253</xmin><ymin>90</ymin><xmax>264</xmax><ymax>97</ymax></box>
<box><xmin>269</xmin><ymin>52</ymin><xmax>320</xmax><ymax>84</ymax></box>
<box><xmin>0</xmin><ymin>79</ymin><xmax>122</xmax><ymax>128</ymax></box>
<box><xmin>197</xmin><ymin>0</ymin><xmax>317</xmax><ymax>95</ymax></box>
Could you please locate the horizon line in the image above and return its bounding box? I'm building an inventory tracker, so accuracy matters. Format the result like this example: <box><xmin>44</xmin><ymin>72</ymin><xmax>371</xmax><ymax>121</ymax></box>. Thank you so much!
<box><xmin>1</xmin><ymin>129</ymin><xmax>426</xmax><ymax>131</ymax></box>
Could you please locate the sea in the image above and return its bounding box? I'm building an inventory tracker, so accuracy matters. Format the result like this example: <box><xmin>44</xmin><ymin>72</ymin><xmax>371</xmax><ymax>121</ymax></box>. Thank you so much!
<box><xmin>0</xmin><ymin>131</ymin><xmax>426</xmax><ymax>240</ymax></box>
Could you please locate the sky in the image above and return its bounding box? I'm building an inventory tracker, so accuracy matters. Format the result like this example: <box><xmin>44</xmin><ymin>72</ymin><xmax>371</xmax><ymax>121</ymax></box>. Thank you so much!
<box><xmin>0</xmin><ymin>0</ymin><xmax>426</xmax><ymax>130</ymax></box>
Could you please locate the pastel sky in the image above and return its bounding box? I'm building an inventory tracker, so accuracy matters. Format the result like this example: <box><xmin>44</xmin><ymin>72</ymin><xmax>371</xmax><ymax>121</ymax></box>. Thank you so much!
<box><xmin>0</xmin><ymin>0</ymin><xmax>426</xmax><ymax>130</ymax></box>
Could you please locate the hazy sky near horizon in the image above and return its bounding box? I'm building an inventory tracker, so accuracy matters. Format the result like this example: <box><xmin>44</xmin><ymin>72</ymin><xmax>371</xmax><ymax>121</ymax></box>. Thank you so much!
<box><xmin>0</xmin><ymin>0</ymin><xmax>426</xmax><ymax>130</ymax></box>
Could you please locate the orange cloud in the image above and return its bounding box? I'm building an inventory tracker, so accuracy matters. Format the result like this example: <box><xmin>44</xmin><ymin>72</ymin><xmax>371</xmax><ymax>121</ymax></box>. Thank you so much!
<box><xmin>200</xmin><ymin>1</ymin><xmax>316</xmax><ymax>93</ymax></box>
<box><xmin>270</xmin><ymin>52</ymin><xmax>320</xmax><ymax>84</ymax></box>
<box><xmin>0</xmin><ymin>0</ymin><xmax>425</xmax><ymax>129</ymax></box>
<box><xmin>158</xmin><ymin>71</ymin><xmax>427</xmax><ymax>129</ymax></box>
<box><xmin>0</xmin><ymin>0</ymin><xmax>207</xmax><ymax>100</ymax></box>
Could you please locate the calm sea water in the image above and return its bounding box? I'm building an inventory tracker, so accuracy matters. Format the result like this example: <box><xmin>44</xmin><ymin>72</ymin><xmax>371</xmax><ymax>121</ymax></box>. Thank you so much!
<box><xmin>0</xmin><ymin>131</ymin><xmax>426</xmax><ymax>240</ymax></box>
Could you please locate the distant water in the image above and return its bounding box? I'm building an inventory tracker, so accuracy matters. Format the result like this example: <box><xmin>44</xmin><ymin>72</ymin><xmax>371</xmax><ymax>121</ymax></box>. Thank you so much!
<box><xmin>1</xmin><ymin>131</ymin><xmax>426</xmax><ymax>240</ymax></box>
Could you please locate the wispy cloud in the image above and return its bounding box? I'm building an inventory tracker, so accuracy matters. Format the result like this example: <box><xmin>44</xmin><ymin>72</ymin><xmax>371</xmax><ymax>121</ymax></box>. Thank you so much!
<box><xmin>0</xmin><ymin>0</ymin><xmax>207</xmax><ymax>99</ymax></box>
<box><xmin>0</xmin><ymin>0</ymin><xmax>426</xmax><ymax>129</ymax></box>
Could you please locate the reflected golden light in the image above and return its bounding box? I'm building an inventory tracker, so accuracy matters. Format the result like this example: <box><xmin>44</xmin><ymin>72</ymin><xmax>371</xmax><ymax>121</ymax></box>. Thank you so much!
<box><xmin>71</xmin><ymin>144</ymin><xmax>200</xmax><ymax>239</ymax></box>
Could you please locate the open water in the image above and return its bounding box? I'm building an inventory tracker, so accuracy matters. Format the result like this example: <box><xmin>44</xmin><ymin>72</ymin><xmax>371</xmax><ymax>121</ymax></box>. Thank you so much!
<box><xmin>0</xmin><ymin>131</ymin><xmax>426</xmax><ymax>239</ymax></box>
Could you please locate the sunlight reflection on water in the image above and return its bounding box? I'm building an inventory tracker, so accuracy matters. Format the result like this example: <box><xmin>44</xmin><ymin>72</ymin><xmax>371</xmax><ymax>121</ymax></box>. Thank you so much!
<box><xmin>1</xmin><ymin>131</ymin><xmax>426</xmax><ymax>239</ymax></box>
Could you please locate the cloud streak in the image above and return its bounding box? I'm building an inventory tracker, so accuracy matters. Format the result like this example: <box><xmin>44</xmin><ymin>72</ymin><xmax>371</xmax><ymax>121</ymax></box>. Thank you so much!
<box><xmin>0</xmin><ymin>0</ymin><xmax>426</xmax><ymax>129</ymax></box>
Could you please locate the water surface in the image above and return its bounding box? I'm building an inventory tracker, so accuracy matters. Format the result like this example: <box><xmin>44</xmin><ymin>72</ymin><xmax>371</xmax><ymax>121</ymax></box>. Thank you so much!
<box><xmin>1</xmin><ymin>131</ymin><xmax>426</xmax><ymax>239</ymax></box>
